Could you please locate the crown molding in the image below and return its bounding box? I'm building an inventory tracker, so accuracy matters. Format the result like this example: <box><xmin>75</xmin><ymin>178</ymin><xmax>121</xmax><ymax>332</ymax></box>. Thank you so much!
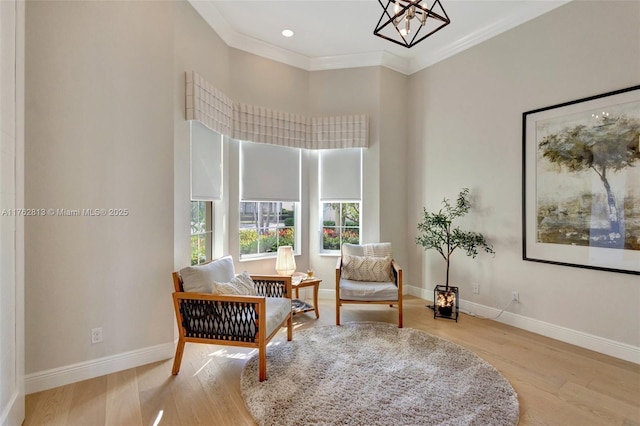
<box><xmin>309</xmin><ymin>51</ymin><xmax>412</xmax><ymax>75</ymax></box>
<box><xmin>189</xmin><ymin>0</ymin><xmax>570</xmax><ymax>76</ymax></box>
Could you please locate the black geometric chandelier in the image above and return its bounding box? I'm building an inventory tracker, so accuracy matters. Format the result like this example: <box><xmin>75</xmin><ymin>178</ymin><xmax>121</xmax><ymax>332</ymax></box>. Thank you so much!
<box><xmin>374</xmin><ymin>0</ymin><xmax>450</xmax><ymax>48</ymax></box>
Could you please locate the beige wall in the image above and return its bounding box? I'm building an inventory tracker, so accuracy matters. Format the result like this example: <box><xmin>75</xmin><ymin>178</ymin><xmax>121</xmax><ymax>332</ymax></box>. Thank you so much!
<box><xmin>379</xmin><ymin>67</ymin><xmax>409</xmax><ymax>272</ymax></box>
<box><xmin>22</xmin><ymin>0</ymin><xmax>638</xmax><ymax>393</ymax></box>
<box><xmin>407</xmin><ymin>0</ymin><xmax>640</xmax><ymax>350</ymax></box>
<box><xmin>23</xmin><ymin>0</ymin><xmax>405</xmax><ymax>391</ymax></box>
<box><xmin>173</xmin><ymin>0</ymin><xmax>231</xmax><ymax>270</ymax></box>
<box><xmin>309</xmin><ymin>67</ymin><xmax>382</xmax><ymax>289</ymax></box>
<box><xmin>229</xmin><ymin>48</ymin><xmax>310</xmax><ymax>114</ymax></box>
<box><xmin>172</xmin><ymin>4</ymin><xmax>400</xmax><ymax>288</ymax></box>
<box><xmin>25</xmin><ymin>1</ymin><xmax>175</xmax><ymax>376</ymax></box>
<box><xmin>1</xmin><ymin>0</ymin><xmax>25</xmax><ymax>422</ymax></box>
<box><xmin>224</xmin><ymin>48</ymin><xmax>312</xmax><ymax>277</ymax></box>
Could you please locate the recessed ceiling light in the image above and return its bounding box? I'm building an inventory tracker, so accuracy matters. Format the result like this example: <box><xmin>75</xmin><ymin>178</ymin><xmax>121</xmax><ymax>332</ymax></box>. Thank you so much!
<box><xmin>281</xmin><ymin>29</ymin><xmax>294</xmax><ymax>38</ymax></box>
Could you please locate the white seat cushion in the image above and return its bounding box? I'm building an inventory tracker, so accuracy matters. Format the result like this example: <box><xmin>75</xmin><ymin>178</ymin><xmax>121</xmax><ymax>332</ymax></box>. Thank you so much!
<box><xmin>339</xmin><ymin>278</ymin><xmax>398</xmax><ymax>301</ymax></box>
<box><xmin>180</xmin><ymin>255</ymin><xmax>236</xmax><ymax>293</ymax></box>
<box><xmin>265</xmin><ymin>297</ymin><xmax>292</xmax><ymax>336</ymax></box>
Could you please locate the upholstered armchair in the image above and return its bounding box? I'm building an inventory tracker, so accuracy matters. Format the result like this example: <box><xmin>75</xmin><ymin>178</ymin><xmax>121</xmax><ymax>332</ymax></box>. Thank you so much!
<box><xmin>171</xmin><ymin>255</ymin><xmax>293</xmax><ymax>382</ymax></box>
<box><xmin>335</xmin><ymin>243</ymin><xmax>403</xmax><ymax>328</ymax></box>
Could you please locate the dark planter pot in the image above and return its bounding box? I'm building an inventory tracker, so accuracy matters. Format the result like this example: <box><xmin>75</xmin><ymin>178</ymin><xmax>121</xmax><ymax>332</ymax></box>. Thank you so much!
<box><xmin>438</xmin><ymin>305</ymin><xmax>453</xmax><ymax>317</ymax></box>
<box><xmin>432</xmin><ymin>285</ymin><xmax>459</xmax><ymax>322</ymax></box>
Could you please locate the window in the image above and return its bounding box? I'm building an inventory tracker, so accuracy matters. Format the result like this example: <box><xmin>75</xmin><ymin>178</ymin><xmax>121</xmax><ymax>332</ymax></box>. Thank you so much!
<box><xmin>240</xmin><ymin>141</ymin><xmax>301</xmax><ymax>260</ymax></box>
<box><xmin>189</xmin><ymin>121</ymin><xmax>220</xmax><ymax>265</ymax></box>
<box><xmin>191</xmin><ymin>201</ymin><xmax>213</xmax><ymax>265</ymax></box>
<box><xmin>319</xmin><ymin>148</ymin><xmax>362</xmax><ymax>253</ymax></box>
<box><xmin>239</xmin><ymin>201</ymin><xmax>297</xmax><ymax>259</ymax></box>
<box><xmin>322</xmin><ymin>202</ymin><xmax>360</xmax><ymax>251</ymax></box>
<box><xmin>190</xmin><ymin>121</ymin><xmax>222</xmax><ymax>201</ymax></box>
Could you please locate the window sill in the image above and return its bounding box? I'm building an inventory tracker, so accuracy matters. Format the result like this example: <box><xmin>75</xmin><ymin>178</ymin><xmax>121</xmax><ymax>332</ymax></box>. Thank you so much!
<box><xmin>319</xmin><ymin>252</ymin><xmax>340</xmax><ymax>257</ymax></box>
<box><xmin>239</xmin><ymin>253</ymin><xmax>301</xmax><ymax>262</ymax></box>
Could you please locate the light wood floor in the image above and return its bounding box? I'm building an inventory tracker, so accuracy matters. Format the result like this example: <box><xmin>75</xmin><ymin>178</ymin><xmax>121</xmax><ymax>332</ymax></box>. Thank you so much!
<box><xmin>24</xmin><ymin>296</ymin><xmax>640</xmax><ymax>425</ymax></box>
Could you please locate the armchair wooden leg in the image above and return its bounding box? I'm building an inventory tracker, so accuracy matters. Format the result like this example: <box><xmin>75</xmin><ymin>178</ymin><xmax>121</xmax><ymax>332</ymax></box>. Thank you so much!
<box><xmin>258</xmin><ymin>342</ymin><xmax>267</xmax><ymax>382</ymax></box>
<box><xmin>336</xmin><ymin>299</ymin><xmax>341</xmax><ymax>326</ymax></box>
<box><xmin>171</xmin><ymin>339</ymin><xmax>185</xmax><ymax>375</ymax></box>
<box><xmin>398</xmin><ymin>302</ymin><xmax>403</xmax><ymax>328</ymax></box>
<box><xmin>287</xmin><ymin>314</ymin><xmax>293</xmax><ymax>341</ymax></box>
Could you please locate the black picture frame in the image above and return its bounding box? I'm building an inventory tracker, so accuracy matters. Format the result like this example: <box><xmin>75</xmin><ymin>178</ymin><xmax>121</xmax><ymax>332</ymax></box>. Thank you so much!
<box><xmin>522</xmin><ymin>85</ymin><xmax>640</xmax><ymax>275</ymax></box>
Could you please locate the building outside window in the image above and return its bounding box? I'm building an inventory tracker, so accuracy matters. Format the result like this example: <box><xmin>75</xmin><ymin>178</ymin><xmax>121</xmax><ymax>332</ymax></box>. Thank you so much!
<box><xmin>191</xmin><ymin>201</ymin><xmax>213</xmax><ymax>265</ymax></box>
<box><xmin>240</xmin><ymin>201</ymin><xmax>297</xmax><ymax>259</ymax></box>
<box><xmin>322</xmin><ymin>202</ymin><xmax>360</xmax><ymax>251</ymax></box>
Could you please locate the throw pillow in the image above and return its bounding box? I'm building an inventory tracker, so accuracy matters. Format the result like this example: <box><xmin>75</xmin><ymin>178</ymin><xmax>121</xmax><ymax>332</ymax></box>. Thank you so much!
<box><xmin>341</xmin><ymin>254</ymin><xmax>393</xmax><ymax>282</ymax></box>
<box><xmin>180</xmin><ymin>255</ymin><xmax>236</xmax><ymax>293</ymax></box>
<box><xmin>342</xmin><ymin>243</ymin><xmax>365</xmax><ymax>257</ymax></box>
<box><xmin>211</xmin><ymin>271</ymin><xmax>257</xmax><ymax>296</ymax></box>
<box><xmin>363</xmin><ymin>242</ymin><xmax>392</xmax><ymax>258</ymax></box>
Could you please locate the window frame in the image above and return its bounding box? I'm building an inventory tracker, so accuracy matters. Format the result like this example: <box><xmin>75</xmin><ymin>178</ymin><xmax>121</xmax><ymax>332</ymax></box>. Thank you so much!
<box><xmin>190</xmin><ymin>200</ymin><xmax>214</xmax><ymax>265</ymax></box>
<box><xmin>320</xmin><ymin>201</ymin><xmax>361</xmax><ymax>255</ymax></box>
<box><xmin>239</xmin><ymin>200</ymin><xmax>301</xmax><ymax>261</ymax></box>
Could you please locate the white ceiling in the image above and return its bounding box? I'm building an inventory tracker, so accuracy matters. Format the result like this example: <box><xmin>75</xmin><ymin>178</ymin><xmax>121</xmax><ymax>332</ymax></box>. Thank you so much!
<box><xmin>189</xmin><ymin>0</ymin><xmax>569</xmax><ymax>75</ymax></box>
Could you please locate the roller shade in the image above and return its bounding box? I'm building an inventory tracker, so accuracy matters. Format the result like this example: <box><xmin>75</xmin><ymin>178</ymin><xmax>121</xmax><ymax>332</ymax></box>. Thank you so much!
<box><xmin>319</xmin><ymin>148</ymin><xmax>362</xmax><ymax>201</ymax></box>
<box><xmin>241</xmin><ymin>141</ymin><xmax>301</xmax><ymax>202</ymax></box>
<box><xmin>191</xmin><ymin>121</ymin><xmax>222</xmax><ymax>201</ymax></box>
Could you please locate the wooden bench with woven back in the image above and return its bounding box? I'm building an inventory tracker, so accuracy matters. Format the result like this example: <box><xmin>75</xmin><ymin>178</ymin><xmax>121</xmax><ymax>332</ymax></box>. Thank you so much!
<box><xmin>171</xmin><ymin>255</ymin><xmax>293</xmax><ymax>381</ymax></box>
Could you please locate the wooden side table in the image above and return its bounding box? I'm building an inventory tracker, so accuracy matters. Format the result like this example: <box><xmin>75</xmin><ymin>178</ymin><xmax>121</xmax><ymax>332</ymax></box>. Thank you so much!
<box><xmin>291</xmin><ymin>278</ymin><xmax>321</xmax><ymax>318</ymax></box>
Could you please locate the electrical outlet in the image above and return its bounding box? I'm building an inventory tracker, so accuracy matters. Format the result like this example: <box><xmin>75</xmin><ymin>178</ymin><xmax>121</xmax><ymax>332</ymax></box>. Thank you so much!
<box><xmin>511</xmin><ymin>291</ymin><xmax>519</xmax><ymax>302</ymax></box>
<box><xmin>91</xmin><ymin>327</ymin><xmax>103</xmax><ymax>344</ymax></box>
<box><xmin>473</xmin><ymin>283</ymin><xmax>479</xmax><ymax>294</ymax></box>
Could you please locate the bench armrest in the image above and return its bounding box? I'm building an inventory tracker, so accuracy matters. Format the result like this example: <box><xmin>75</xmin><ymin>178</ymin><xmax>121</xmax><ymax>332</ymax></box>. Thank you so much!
<box><xmin>391</xmin><ymin>260</ymin><xmax>402</xmax><ymax>291</ymax></box>
<box><xmin>173</xmin><ymin>292</ymin><xmax>266</xmax><ymax>343</ymax></box>
<box><xmin>251</xmin><ymin>275</ymin><xmax>292</xmax><ymax>299</ymax></box>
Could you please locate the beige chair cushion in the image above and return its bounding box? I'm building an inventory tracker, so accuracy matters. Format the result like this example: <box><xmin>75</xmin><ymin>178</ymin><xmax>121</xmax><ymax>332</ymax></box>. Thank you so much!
<box><xmin>341</xmin><ymin>254</ymin><xmax>393</xmax><ymax>282</ymax></box>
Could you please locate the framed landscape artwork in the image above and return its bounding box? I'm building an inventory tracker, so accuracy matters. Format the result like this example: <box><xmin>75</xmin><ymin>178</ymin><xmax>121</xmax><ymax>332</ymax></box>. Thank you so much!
<box><xmin>523</xmin><ymin>85</ymin><xmax>640</xmax><ymax>275</ymax></box>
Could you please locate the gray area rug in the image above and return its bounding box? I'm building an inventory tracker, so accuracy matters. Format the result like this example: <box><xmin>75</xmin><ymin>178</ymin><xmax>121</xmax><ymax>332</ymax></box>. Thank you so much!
<box><xmin>241</xmin><ymin>322</ymin><xmax>519</xmax><ymax>426</ymax></box>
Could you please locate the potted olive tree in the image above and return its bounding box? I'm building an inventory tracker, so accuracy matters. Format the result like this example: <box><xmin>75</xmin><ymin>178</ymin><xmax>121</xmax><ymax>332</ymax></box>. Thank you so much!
<box><xmin>416</xmin><ymin>188</ymin><xmax>494</xmax><ymax>317</ymax></box>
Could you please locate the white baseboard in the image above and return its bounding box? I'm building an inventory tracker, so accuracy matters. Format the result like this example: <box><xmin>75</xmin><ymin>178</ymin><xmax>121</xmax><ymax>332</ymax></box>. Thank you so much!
<box><xmin>405</xmin><ymin>284</ymin><xmax>639</xmax><ymax>364</ymax></box>
<box><xmin>25</xmin><ymin>342</ymin><xmax>175</xmax><ymax>395</ymax></box>
<box><xmin>318</xmin><ymin>288</ymin><xmax>334</xmax><ymax>300</ymax></box>
<box><xmin>21</xmin><ymin>288</ymin><xmax>640</xmax><ymax>397</ymax></box>
<box><xmin>1</xmin><ymin>390</ymin><xmax>23</xmax><ymax>426</ymax></box>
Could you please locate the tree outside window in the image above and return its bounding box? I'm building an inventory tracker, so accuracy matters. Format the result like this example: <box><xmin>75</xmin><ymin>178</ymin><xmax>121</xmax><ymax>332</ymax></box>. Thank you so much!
<box><xmin>191</xmin><ymin>201</ymin><xmax>213</xmax><ymax>265</ymax></box>
<box><xmin>322</xmin><ymin>202</ymin><xmax>360</xmax><ymax>251</ymax></box>
<box><xmin>239</xmin><ymin>201</ymin><xmax>297</xmax><ymax>259</ymax></box>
